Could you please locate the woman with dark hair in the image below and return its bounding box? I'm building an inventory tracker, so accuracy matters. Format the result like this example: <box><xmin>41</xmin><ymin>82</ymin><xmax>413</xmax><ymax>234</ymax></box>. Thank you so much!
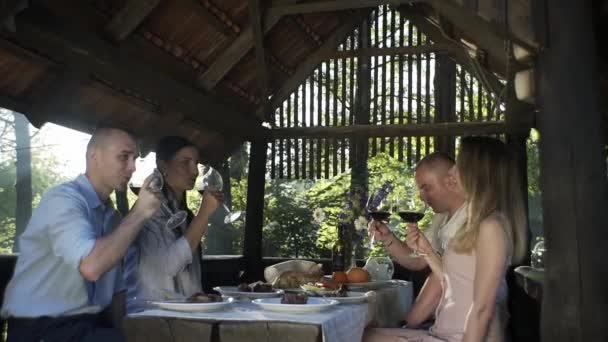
<box><xmin>126</xmin><ymin>136</ymin><xmax>220</xmax><ymax>310</ymax></box>
<box><xmin>364</xmin><ymin>136</ymin><xmax>527</xmax><ymax>342</ymax></box>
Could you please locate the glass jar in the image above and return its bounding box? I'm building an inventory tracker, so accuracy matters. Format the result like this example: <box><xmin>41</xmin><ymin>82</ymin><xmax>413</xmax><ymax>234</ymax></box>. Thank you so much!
<box><xmin>531</xmin><ymin>237</ymin><xmax>546</xmax><ymax>269</ymax></box>
<box><xmin>364</xmin><ymin>256</ymin><xmax>394</xmax><ymax>281</ymax></box>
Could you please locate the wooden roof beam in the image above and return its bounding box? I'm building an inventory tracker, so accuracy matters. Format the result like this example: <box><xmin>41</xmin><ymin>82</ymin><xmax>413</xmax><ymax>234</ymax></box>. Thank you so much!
<box><xmin>249</xmin><ymin>0</ymin><xmax>270</xmax><ymax>114</ymax></box>
<box><xmin>197</xmin><ymin>0</ymin><xmax>300</xmax><ymax>91</ymax></box>
<box><xmin>267</xmin><ymin>0</ymin><xmax>424</xmax><ymax>16</ymax></box>
<box><xmin>5</xmin><ymin>7</ymin><xmax>266</xmax><ymax>139</ymax></box>
<box><xmin>398</xmin><ymin>6</ymin><xmax>505</xmax><ymax>96</ymax></box>
<box><xmin>260</xmin><ymin>10</ymin><xmax>370</xmax><ymax>118</ymax></box>
<box><xmin>0</xmin><ymin>0</ymin><xmax>24</xmax><ymax>26</ymax></box>
<box><xmin>104</xmin><ymin>0</ymin><xmax>161</xmax><ymax>42</ymax></box>
<box><xmin>270</xmin><ymin>121</ymin><xmax>531</xmax><ymax>139</ymax></box>
<box><xmin>177</xmin><ymin>0</ymin><xmax>238</xmax><ymax>37</ymax></box>
<box><xmin>322</xmin><ymin>43</ymin><xmax>458</xmax><ymax>59</ymax></box>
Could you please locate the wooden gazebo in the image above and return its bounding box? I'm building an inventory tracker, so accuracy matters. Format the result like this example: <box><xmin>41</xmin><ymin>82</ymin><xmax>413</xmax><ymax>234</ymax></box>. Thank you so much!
<box><xmin>0</xmin><ymin>1</ymin><xmax>606</xmax><ymax>341</ymax></box>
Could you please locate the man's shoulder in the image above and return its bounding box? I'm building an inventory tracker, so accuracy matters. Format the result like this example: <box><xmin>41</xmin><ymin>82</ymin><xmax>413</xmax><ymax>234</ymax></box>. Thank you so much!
<box><xmin>40</xmin><ymin>179</ymin><xmax>87</xmax><ymax>206</ymax></box>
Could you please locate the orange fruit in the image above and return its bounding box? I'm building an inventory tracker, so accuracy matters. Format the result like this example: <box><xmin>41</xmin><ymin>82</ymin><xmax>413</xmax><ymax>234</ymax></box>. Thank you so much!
<box><xmin>346</xmin><ymin>267</ymin><xmax>370</xmax><ymax>283</ymax></box>
<box><xmin>332</xmin><ymin>271</ymin><xmax>348</xmax><ymax>284</ymax></box>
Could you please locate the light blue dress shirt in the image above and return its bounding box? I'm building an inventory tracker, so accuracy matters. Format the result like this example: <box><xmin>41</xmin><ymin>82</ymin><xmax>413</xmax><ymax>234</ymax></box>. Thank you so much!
<box><xmin>1</xmin><ymin>174</ymin><xmax>125</xmax><ymax>318</ymax></box>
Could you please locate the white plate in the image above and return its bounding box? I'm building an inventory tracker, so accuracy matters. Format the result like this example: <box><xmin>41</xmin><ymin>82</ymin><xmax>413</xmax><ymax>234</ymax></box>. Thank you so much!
<box><xmin>213</xmin><ymin>286</ymin><xmax>283</xmax><ymax>299</ymax></box>
<box><xmin>152</xmin><ymin>297</ymin><xmax>235</xmax><ymax>312</ymax></box>
<box><xmin>322</xmin><ymin>276</ymin><xmax>398</xmax><ymax>290</ymax></box>
<box><xmin>323</xmin><ymin>291</ymin><xmax>372</xmax><ymax>304</ymax></box>
<box><xmin>252</xmin><ymin>297</ymin><xmax>338</xmax><ymax>313</ymax></box>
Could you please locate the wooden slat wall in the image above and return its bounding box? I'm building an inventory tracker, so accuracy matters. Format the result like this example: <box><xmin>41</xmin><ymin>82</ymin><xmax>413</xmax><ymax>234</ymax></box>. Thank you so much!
<box><xmin>268</xmin><ymin>6</ymin><xmax>504</xmax><ymax>179</ymax></box>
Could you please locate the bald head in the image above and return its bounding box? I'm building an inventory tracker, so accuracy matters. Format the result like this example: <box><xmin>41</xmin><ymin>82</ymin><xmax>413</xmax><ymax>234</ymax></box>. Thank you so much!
<box><xmin>85</xmin><ymin>126</ymin><xmax>138</xmax><ymax>198</ymax></box>
<box><xmin>86</xmin><ymin>127</ymin><xmax>136</xmax><ymax>159</ymax></box>
<box><xmin>415</xmin><ymin>152</ymin><xmax>455</xmax><ymax>176</ymax></box>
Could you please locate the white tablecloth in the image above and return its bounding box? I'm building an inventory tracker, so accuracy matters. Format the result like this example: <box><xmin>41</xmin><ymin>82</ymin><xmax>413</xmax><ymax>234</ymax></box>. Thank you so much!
<box><xmin>129</xmin><ymin>280</ymin><xmax>413</xmax><ymax>342</ymax></box>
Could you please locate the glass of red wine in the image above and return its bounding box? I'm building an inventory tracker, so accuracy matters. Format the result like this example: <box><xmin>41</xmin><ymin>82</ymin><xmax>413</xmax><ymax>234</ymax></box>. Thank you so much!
<box><xmin>397</xmin><ymin>194</ymin><xmax>428</xmax><ymax>257</ymax></box>
<box><xmin>196</xmin><ymin>164</ymin><xmax>242</xmax><ymax>224</ymax></box>
<box><xmin>129</xmin><ymin>164</ymin><xmax>187</xmax><ymax>229</ymax></box>
<box><xmin>366</xmin><ymin>188</ymin><xmax>393</xmax><ymax>249</ymax></box>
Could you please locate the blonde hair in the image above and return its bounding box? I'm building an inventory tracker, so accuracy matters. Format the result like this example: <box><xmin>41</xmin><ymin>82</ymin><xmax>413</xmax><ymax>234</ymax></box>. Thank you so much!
<box><xmin>450</xmin><ymin>136</ymin><xmax>528</xmax><ymax>264</ymax></box>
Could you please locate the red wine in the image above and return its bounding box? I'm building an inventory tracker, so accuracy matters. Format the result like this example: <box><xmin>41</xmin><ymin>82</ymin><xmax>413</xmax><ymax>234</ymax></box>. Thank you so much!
<box><xmin>399</xmin><ymin>211</ymin><xmax>424</xmax><ymax>223</ymax></box>
<box><xmin>369</xmin><ymin>211</ymin><xmax>391</xmax><ymax>222</ymax></box>
<box><xmin>130</xmin><ymin>186</ymin><xmax>141</xmax><ymax>196</ymax></box>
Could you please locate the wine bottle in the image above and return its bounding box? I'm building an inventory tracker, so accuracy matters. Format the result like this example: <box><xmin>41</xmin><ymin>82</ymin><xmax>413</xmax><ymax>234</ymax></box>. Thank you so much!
<box><xmin>332</xmin><ymin>225</ymin><xmax>346</xmax><ymax>272</ymax></box>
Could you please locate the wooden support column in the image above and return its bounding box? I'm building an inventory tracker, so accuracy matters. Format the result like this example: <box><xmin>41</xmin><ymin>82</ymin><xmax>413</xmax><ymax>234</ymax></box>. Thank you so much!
<box><xmin>536</xmin><ymin>1</ymin><xmax>608</xmax><ymax>341</ymax></box>
<box><xmin>115</xmin><ymin>190</ymin><xmax>130</xmax><ymax>217</ymax></box>
<box><xmin>434</xmin><ymin>54</ymin><xmax>456</xmax><ymax>156</ymax></box>
<box><xmin>242</xmin><ymin>139</ymin><xmax>267</xmax><ymax>282</ymax></box>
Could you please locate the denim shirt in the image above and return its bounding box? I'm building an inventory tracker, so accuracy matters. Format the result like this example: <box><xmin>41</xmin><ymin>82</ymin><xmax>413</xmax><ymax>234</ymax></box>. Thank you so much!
<box><xmin>125</xmin><ymin>190</ymin><xmax>202</xmax><ymax>312</ymax></box>
<box><xmin>1</xmin><ymin>174</ymin><xmax>124</xmax><ymax>318</ymax></box>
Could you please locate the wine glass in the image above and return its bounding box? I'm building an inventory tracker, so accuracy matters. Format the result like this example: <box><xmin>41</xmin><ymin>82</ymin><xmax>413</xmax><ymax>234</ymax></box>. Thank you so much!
<box><xmin>129</xmin><ymin>166</ymin><xmax>187</xmax><ymax>229</ymax></box>
<box><xmin>366</xmin><ymin>186</ymin><xmax>393</xmax><ymax>249</ymax></box>
<box><xmin>196</xmin><ymin>164</ymin><xmax>242</xmax><ymax>224</ymax></box>
<box><xmin>397</xmin><ymin>192</ymin><xmax>428</xmax><ymax>257</ymax></box>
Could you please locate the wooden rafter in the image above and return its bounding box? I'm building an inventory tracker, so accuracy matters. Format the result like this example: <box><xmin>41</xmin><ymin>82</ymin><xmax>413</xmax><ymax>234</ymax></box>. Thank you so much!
<box><xmin>0</xmin><ymin>0</ymin><xmax>23</xmax><ymax>25</ymax></box>
<box><xmin>267</xmin><ymin>0</ymin><xmax>424</xmax><ymax>16</ymax></box>
<box><xmin>260</xmin><ymin>11</ymin><xmax>370</xmax><ymax>117</ymax></box>
<box><xmin>249</xmin><ymin>0</ymin><xmax>270</xmax><ymax>114</ymax></box>
<box><xmin>177</xmin><ymin>0</ymin><xmax>237</xmax><ymax>37</ymax></box>
<box><xmin>197</xmin><ymin>0</ymin><xmax>299</xmax><ymax>91</ymax></box>
<box><xmin>322</xmin><ymin>43</ymin><xmax>457</xmax><ymax>59</ymax></box>
<box><xmin>4</xmin><ymin>7</ymin><xmax>266</xmax><ymax>139</ymax></box>
<box><xmin>399</xmin><ymin>6</ymin><xmax>504</xmax><ymax>96</ymax></box>
<box><xmin>104</xmin><ymin>0</ymin><xmax>161</xmax><ymax>42</ymax></box>
<box><xmin>270</xmin><ymin>121</ymin><xmax>530</xmax><ymax>139</ymax></box>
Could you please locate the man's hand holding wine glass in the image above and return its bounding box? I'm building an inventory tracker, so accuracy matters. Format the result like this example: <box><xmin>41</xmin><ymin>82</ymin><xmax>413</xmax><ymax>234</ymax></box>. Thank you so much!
<box><xmin>368</xmin><ymin>220</ymin><xmax>394</xmax><ymax>247</ymax></box>
<box><xmin>132</xmin><ymin>174</ymin><xmax>162</xmax><ymax>218</ymax></box>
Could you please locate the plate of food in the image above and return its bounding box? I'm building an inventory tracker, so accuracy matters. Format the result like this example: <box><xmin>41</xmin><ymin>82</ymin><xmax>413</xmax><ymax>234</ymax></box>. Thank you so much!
<box><xmin>252</xmin><ymin>293</ymin><xmax>338</xmax><ymax>314</ymax></box>
<box><xmin>300</xmin><ymin>283</ymin><xmax>373</xmax><ymax>304</ymax></box>
<box><xmin>214</xmin><ymin>282</ymin><xmax>282</xmax><ymax>299</ymax></box>
<box><xmin>152</xmin><ymin>293</ymin><xmax>235</xmax><ymax>312</ymax></box>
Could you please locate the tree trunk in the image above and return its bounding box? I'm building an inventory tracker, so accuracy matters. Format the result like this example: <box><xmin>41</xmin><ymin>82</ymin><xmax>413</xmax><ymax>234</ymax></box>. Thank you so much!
<box><xmin>14</xmin><ymin>112</ymin><xmax>32</xmax><ymax>252</ymax></box>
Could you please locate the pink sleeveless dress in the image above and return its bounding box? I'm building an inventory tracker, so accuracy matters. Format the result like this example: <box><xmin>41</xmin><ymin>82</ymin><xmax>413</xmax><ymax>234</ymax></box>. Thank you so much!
<box><xmin>363</xmin><ymin>248</ymin><xmax>509</xmax><ymax>342</ymax></box>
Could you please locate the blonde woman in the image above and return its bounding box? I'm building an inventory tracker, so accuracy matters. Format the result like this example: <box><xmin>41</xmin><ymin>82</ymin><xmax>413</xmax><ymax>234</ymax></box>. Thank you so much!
<box><xmin>364</xmin><ymin>136</ymin><xmax>527</xmax><ymax>342</ymax></box>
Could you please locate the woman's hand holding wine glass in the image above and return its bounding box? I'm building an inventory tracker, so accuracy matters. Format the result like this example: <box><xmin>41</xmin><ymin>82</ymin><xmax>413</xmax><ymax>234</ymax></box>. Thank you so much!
<box><xmin>196</xmin><ymin>164</ymin><xmax>242</xmax><ymax>224</ymax></box>
<box><xmin>405</xmin><ymin>224</ymin><xmax>432</xmax><ymax>257</ymax></box>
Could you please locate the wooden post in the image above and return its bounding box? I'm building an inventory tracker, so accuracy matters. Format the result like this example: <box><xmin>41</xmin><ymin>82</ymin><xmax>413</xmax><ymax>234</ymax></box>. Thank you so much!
<box><xmin>434</xmin><ymin>54</ymin><xmax>456</xmax><ymax>157</ymax></box>
<box><xmin>242</xmin><ymin>139</ymin><xmax>267</xmax><ymax>282</ymax></box>
<box><xmin>115</xmin><ymin>190</ymin><xmax>130</xmax><ymax>217</ymax></box>
<box><xmin>536</xmin><ymin>1</ymin><xmax>608</xmax><ymax>341</ymax></box>
<box><xmin>14</xmin><ymin>112</ymin><xmax>32</xmax><ymax>252</ymax></box>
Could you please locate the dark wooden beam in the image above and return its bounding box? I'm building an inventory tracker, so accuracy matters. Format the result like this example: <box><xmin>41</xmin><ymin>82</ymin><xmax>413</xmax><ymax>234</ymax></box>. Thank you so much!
<box><xmin>249</xmin><ymin>0</ymin><xmax>270</xmax><ymax>118</ymax></box>
<box><xmin>267</xmin><ymin>0</ymin><xmax>423</xmax><ymax>16</ymax></box>
<box><xmin>0</xmin><ymin>0</ymin><xmax>22</xmax><ymax>25</ymax></box>
<box><xmin>269</xmin><ymin>121</ymin><xmax>529</xmax><ymax>139</ymax></box>
<box><xmin>426</xmin><ymin>0</ymin><xmax>527</xmax><ymax>75</ymax></box>
<box><xmin>198</xmin><ymin>0</ymin><xmax>299</xmax><ymax>91</ymax></box>
<box><xmin>262</xmin><ymin>11</ymin><xmax>369</xmax><ymax>116</ymax></box>
<box><xmin>242</xmin><ymin>139</ymin><xmax>267</xmax><ymax>282</ymax></box>
<box><xmin>322</xmin><ymin>43</ymin><xmax>456</xmax><ymax>59</ymax></box>
<box><xmin>5</xmin><ymin>5</ymin><xmax>265</xmax><ymax>139</ymax></box>
<box><xmin>399</xmin><ymin>6</ymin><xmax>505</xmax><ymax>95</ymax></box>
<box><xmin>537</xmin><ymin>0</ymin><xmax>608</xmax><ymax>341</ymax></box>
<box><xmin>176</xmin><ymin>0</ymin><xmax>236</xmax><ymax>37</ymax></box>
<box><xmin>104</xmin><ymin>0</ymin><xmax>161</xmax><ymax>42</ymax></box>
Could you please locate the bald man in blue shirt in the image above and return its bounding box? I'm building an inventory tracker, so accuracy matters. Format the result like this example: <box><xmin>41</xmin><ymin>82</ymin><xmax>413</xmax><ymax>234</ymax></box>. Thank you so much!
<box><xmin>2</xmin><ymin>126</ymin><xmax>161</xmax><ymax>342</ymax></box>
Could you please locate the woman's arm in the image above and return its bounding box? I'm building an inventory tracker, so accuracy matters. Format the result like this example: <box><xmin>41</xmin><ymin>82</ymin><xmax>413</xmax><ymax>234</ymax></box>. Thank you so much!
<box><xmin>183</xmin><ymin>190</ymin><xmax>220</xmax><ymax>252</ymax></box>
<box><xmin>462</xmin><ymin>217</ymin><xmax>509</xmax><ymax>342</ymax></box>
